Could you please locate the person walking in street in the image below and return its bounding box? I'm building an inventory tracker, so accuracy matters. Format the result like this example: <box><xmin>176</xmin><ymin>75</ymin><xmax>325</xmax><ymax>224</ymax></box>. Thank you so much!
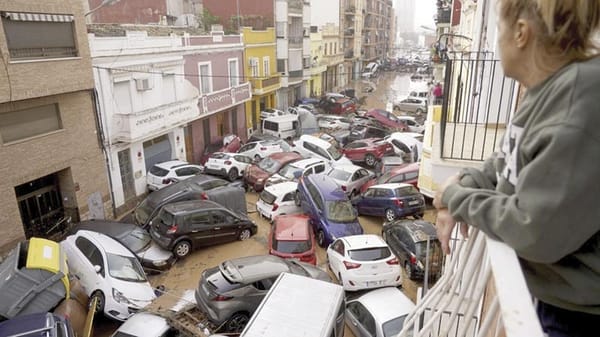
<box><xmin>432</xmin><ymin>82</ymin><xmax>443</xmax><ymax>105</ymax></box>
<box><xmin>433</xmin><ymin>1</ymin><xmax>600</xmax><ymax>337</ymax></box>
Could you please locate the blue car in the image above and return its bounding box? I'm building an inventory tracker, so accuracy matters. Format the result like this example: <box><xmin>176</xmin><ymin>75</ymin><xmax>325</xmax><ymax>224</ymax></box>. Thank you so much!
<box><xmin>294</xmin><ymin>174</ymin><xmax>364</xmax><ymax>247</ymax></box>
<box><xmin>352</xmin><ymin>183</ymin><xmax>425</xmax><ymax>222</ymax></box>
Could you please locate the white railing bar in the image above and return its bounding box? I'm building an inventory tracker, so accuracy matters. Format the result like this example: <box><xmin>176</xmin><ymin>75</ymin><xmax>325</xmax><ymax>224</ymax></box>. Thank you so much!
<box><xmin>476</xmin><ymin>296</ymin><xmax>500</xmax><ymax>337</ymax></box>
<box><xmin>485</xmin><ymin>238</ymin><xmax>544</xmax><ymax>337</ymax></box>
<box><xmin>456</xmin><ymin>262</ymin><xmax>490</xmax><ymax>337</ymax></box>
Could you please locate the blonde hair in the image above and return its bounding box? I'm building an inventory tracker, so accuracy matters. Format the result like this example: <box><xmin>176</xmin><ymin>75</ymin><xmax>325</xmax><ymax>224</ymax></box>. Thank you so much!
<box><xmin>498</xmin><ymin>0</ymin><xmax>600</xmax><ymax>61</ymax></box>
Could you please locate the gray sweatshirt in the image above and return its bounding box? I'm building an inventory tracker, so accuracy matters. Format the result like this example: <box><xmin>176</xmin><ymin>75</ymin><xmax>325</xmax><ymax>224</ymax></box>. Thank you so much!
<box><xmin>441</xmin><ymin>56</ymin><xmax>600</xmax><ymax>314</ymax></box>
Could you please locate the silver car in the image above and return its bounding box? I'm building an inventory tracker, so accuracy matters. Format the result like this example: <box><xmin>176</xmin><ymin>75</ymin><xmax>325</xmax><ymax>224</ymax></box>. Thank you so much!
<box><xmin>327</xmin><ymin>164</ymin><xmax>375</xmax><ymax>198</ymax></box>
<box><xmin>194</xmin><ymin>255</ymin><xmax>331</xmax><ymax>332</ymax></box>
<box><xmin>393</xmin><ymin>97</ymin><xmax>428</xmax><ymax>114</ymax></box>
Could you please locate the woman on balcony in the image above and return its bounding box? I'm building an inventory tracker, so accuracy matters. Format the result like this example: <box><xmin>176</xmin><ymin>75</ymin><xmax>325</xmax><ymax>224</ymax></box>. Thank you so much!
<box><xmin>433</xmin><ymin>1</ymin><xmax>600</xmax><ymax>337</ymax></box>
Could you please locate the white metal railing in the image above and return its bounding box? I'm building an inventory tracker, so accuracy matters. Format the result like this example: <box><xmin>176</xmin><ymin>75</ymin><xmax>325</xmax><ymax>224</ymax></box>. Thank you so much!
<box><xmin>397</xmin><ymin>227</ymin><xmax>545</xmax><ymax>337</ymax></box>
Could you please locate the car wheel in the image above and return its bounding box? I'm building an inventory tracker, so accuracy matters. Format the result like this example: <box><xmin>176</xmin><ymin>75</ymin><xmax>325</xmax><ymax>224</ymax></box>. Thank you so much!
<box><xmin>294</xmin><ymin>191</ymin><xmax>302</xmax><ymax>206</ymax></box>
<box><xmin>416</xmin><ymin>108</ymin><xmax>424</xmax><ymax>115</ymax></box>
<box><xmin>254</xmin><ymin>154</ymin><xmax>261</xmax><ymax>161</ymax></box>
<box><xmin>405</xmin><ymin>262</ymin><xmax>415</xmax><ymax>280</ymax></box>
<box><xmin>365</xmin><ymin>153</ymin><xmax>376</xmax><ymax>167</ymax></box>
<box><xmin>90</xmin><ymin>291</ymin><xmax>105</xmax><ymax>315</ymax></box>
<box><xmin>173</xmin><ymin>240</ymin><xmax>192</xmax><ymax>258</ymax></box>
<box><xmin>385</xmin><ymin>208</ymin><xmax>396</xmax><ymax>222</ymax></box>
<box><xmin>228</xmin><ymin>168</ymin><xmax>238</xmax><ymax>182</ymax></box>
<box><xmin>317</xmin><ymin>230</ymin><xmax>326</xmax><ymax>247</ymax></box>
<box><xmin>238</xmin><ymin>229</ymin><xmax>251</xmax><ymax>241</ymax></box>
<box><xmin>226</xmin><ymin>312</ymin><xmax>250</xmax><ymax>333</ymax></box>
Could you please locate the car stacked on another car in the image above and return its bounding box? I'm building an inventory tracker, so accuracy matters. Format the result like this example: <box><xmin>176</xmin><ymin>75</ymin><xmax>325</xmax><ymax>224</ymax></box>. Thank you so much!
<box><xmin>326</xmin><ymin>164</ymin><xmax>374</xmax><ymax>198</ymax></box>
<box><xmin>327</xmin><ymin>234</ymin><xmax>401</xmax><ymax>291</ymax></box>
<box><xmin>194</xmin><ymin>255</ymin><xmax>331</xmax><ymax>332</ymax></box>
<box><xmin>255</xmin><ymin>181</ymin><xmax>302</xmax><ymax>221</ymax></box>
<box><xmin>342</xmin><ymin>138</ymin><xmax>395</xmax><ymax>167</ymax></box>
<box><xmin>317</xmin><ymin>114</ymin><xmax>353</xmax><ymax>131</ymax></box>
<box><xmin>200</xmin><ymin>135</ymin><xmax>242</xmax><ymax>165</ymax></box>
<box><xmin>364</xmin><ymin>109</ymin><xmax>408</xmax><ymax>131</ymax></box>
<box><xmin>385</xmin><ymin>132</ymin><xmax>424</xmax><ymax>162</ymax></box>
<box><xmin>382</xmin><ymin>220</ymin><xmax>444</xmax><ymax>281</ymax></box>
<box><xmin>362</xmin><ymin>162</ymin><xmax>420</xmax><ymax>192</ymax></box>
<box><xmin>260</xmin><ymin>108</ymin><xmax>288</xmax><ymax>120</ymax></box>
<box><xmin>353</xmin><ymin>183</ymin><xmax>425</xmax><ymax>222</ymax></box>
<box><xmin>346</xmin><ymin>124</ymin><xmax>392</xmax><ymax>144</ymax></box>
<box><xmin>146</xmin><ymin>160</ymin><xmax>203</xmax><ymax>191</ymax></box>
<box><xmin>293</xmin><ymin>134</ymin><xmax>352</xmax><ymax>165</ymax></box>
<box><xmin>203</xmin><ymin>152</ymin><xmax>253</xmax><ymax>181</ymax></box>
<box><xmin>265</xmin><ymin>157</ymin><xmax>330</xmax><ymax>186</ymax></box>
<box><xmin>243</xmin><ymin>152</ymin><xmax>303</xmax><ymax>192</ymax></box>
<box><xmin>268</xmin><ymin>214</ymin><xmax>317</xmax><ymax>265</ymax></box>
<box><xmin>295</xmin><ymin>174</ymin><xmax>364</xmax><ymax>247</ymax></box>
<box><xmin>149</xmin><ymin>200</ymin><xmax>257</xmax><ymax>258</ymax></box>
<box><xmin>236</xmin><ymin>139</ymin><xmax>291</xmax><ymax>161</ymax></box>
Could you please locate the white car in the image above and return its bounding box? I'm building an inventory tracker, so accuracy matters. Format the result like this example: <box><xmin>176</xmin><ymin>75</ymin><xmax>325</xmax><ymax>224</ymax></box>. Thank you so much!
<box><xmin>237</xmin><ymin>140</ymin><xmax>291</xmax><ymax>161</ymax></box>
<box><xmin>397</xmin><ymin>116</ymin><xmax>425</xmax><ymax>134</ymax></box>
<box><xmin>326</xmin><ymin>164</ymin><xmax>374</xmax><ymax>198</ymax></box>
<box><xmin>203</xmin><ymin>152</ymin><xmax>253</xmax><ymax>181</ymax></box>
<box><xmin>146</xmin><ymin>160</ymin><xmax>203</xmax><ymax>191</ymax></box>
<box><xmin>384</xmin><ymin>132</ymin><xmax>424</xmax><ymax>162</ymax></box>
<box><xmin>266</xmin><ymin>158</ymin><xmax>330</xmax><ymax>186</ymax></box>
<box><xmin>111</xmin><ymin>312</ymin><xmax>175</xmax><ymax>337</ymax></box>
<box><xmin>61</xmin><ymin>230</ymin><xmax>156</xmax><ymax>321</ymax></box>
<box><xmin>327</xmin><ymin>234</ymin><xmax>402</xmax><ymax>291</ymax></box>
<box><xmin>393</xmin><ymin>96</ymin><xmax>428</xmax><ymax>114</ymax></box>
<box><xmin>317</xmin><ymin>115</ymin><xmax>352</xmax><ymax>131</ymax></box>
<box><xmin>260</xmin><ymin>108</ymin><xmax>288</xmax><ymax>120</ymax></box>
<box><xmin>345</xmin><ymin>287</ymin><xmax>416</xmax><ymax>337</ymax></box>
<box><xmin>293</xmin><ymin>135</ymin><xmax>352</xmax><ymax>165</ymax></box>
<box><xmin>256</xmin><ymin>181</ymin><xmax>302</xmax><ymax>222</ymax></box>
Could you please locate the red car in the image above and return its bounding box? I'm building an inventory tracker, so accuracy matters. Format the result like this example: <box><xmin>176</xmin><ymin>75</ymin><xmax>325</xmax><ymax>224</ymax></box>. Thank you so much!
<box><xmin>342</xmin><ymin>138</ymin><xmax>395</xmax><ymax>168</ymax></box>
<box><xmin>268</xmin><ymin>214</ymin><xmax>317</xmax><ymax>265</ymax></box>
<box><xmin>364</xmin><ymin>109</ymin><xmax>408</xmax><ymax>131</ymax></box>
<box><xmin>243</xmin><ymin>152</ymin><xmax>302</xmax><ymax>192</ymax></box>
<box><xmin>360</xmin><ymin>162</ymin><xmax>420</xmax><ymax>193</ymax></box>
<box><xmin>200</xmin><ymin>134</ymin><xmax>242</xmax><ymax>165</ymax></box>
<box><xmin>321</xmin><ymin>97</ymin><xmax>357</xmax><ymax>115</ymax></box>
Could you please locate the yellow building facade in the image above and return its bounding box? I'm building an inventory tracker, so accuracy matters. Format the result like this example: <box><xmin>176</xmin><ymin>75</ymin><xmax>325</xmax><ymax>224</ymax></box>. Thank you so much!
<box><xmin>242</xmin><ymin>27</ymin><xmax>281</xmax><ymax>134</ymax></box>
<box><xmin>308</xmin><ymin>30</ymin><xmax>327</xmax><ymax>97</ymax></box>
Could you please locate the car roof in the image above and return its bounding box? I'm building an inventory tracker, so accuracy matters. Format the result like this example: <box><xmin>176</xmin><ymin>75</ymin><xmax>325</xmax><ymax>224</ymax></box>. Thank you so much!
<box><xmin>115</xmin><ymin>312</ymin><xmax>170</xmax><ymax>336</ymax></box>
<box><xmin>381</xmin><ymin>156</ymin><xmax>405</xmax><ymax>164</ymax></box>
<box><xmin>341</xmin><ymin>234</ymin><xmax>387</xmax><ymax>249</ymax></box>
<box><xmin>388</xmin><ymin>162</ymin><xmax>420</xmax><ymax>174</ymax></box>
<box><xmin>162</xmin><ymin>199</ymin><xmax>224</xmax><ymax>214</ymax></box>
<box><xmin>290</xmin><ymin>157</ymin><xmax>325</xmax><ymax>168</ymax></box>
<box><xmin>370</xmin><ymin>183</ymin><xmax>414</xmax><ymax>190</ymax></box>
<box><xmin>268</xmin><ymin>152</ymin><xmax>302</xmax><ymax>161</ymax></box>
<box><xmin>73</xmin><ymin>220</ymin><xmax>138</xmax><ymax>237</ymax></box>
<box><xmin>263</xmin><ymin>114</ymin><xmax>298</xmax><ymax>122</ymax></box>
<box><xmin>306</xmin><ymin>174</ymin><xmax>347</xmax><ymax>200</ymax></box>
<box><xmin>397</xmin><ymin>116</ymin><xmax>416</xmax><ymax>121</ymax></box>
<box><xmin>298</xmin><ymin>134</ymin><xmax>333</xmax><ymax>148</ymax></box>
<box><xmin>274</xmin><ymin>215</ymin><xmax>311</xmax><ymax>241</ymax></box>
<box><xmin>144</xmin><ymin>174</ymin><xmax>226</xmax><ymax>204</ymax></box>
<box><xmin>154</xmin><ymin>160</ymin><xmax>189</xmax><ymax>169</ymax></box>
<box><xmin>77</xmin><ymin>230</ymin><xmax>136</xmax><ymax>257</ymax></box>
<box><xmin>265</xmin><ymin>181</ymin><xmax>298</xmax><ymax>195</ymax></box>
<box><xmin>391</xmin><ymin>220</ymin><xmax>438</xmax><ymax>241</ymax></box>
<box><xmin>219</xmin><ymin>255</ymin><xmax>290</xmax><ymax>284</ymax></box>
<box><xmin>353</xmin><ymin>287</ymin><xmax>415</xmax><ymax>323</ymax></box>
<box><xmin>330</xmin><ymin>163</ymin><xmax>363</xmax><ymax>173</ymax></box>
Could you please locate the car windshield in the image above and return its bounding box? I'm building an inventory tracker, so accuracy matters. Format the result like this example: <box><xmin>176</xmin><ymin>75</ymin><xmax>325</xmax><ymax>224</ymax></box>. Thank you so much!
<box><xmin>273</xmin><ymin>239</ymin><xmax>312</xmax><ymax>254</ymax></box>
<box><xmin>120</xmin><ymin>228</ymin><xmax>151</xmax><ymax>253</ymax></box>
<box><xmin>134</xmin><ymin>199</ymin><xmax>153</xmax><ymax>225</ymax></box>
<box><xmin>278</xmin><ymin>163</ymin><xmax>301</xmax><ymax>179</ymax></box>
<box><xmin>348</xmin><ymin>247</ymin><xmax>391</xmax><ymax>261</ymax></box>
<box><xmin>395</xmin><ymin>186</ymin><xmax>420</xmax><ymax>196</ymax></box>
<box><xmin>204</xmin><ymin>141</ymin><xmax>223</xmax><ymax>154</ymax></box>
<box><xmin>329</xmin><ymin>169</ymin><xmax>351</xmax><ymax>181</ymax></box>
<box><xmin>382</xmin><ymin>315</ymin><xmax>409</xmax><ymax>337</ymax></box>
<box><xmin>378</xmin><ymin>170</ymin><xmax>397</xmax><ymax>183</ymax></box>
<box><xmin>259</xmin><ymin>190</ymin><xmax>277</xmax><ymax>205</ymax></box>
<box><xmin>107</xmin><ymin>253</ymin><xmax>147</xmax><ymax>282</ymax></box>
<box><xmin>327</xmin><ymin>145</ymin><xmax>343</xmax><ymax>160</ymax></box>
<box><xmin>326</xmin><ymin>200</ymin><xmax>357</xmax><ymax>223</ymax></box>
<box><xmin>148</xmin><ymin>166</ymin><xmax>169</xmax><ymax>177</ymax></box>
<box><xmin>415</xmin><ymin>239</ymin><xmax>443</xmax><ymax>259</ymax></box>
<box><xmin>258</xmin><ymin>157</ymin><xmax>282</xmax><ymax>174</ymax></box>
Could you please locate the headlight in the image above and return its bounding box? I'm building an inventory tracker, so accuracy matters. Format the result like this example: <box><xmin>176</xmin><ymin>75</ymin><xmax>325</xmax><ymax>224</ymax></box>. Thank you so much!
<box><xmin>153</xmin><ymin>260</ymin><xmax>168</xmax><ymax>267</ymax></box>
<box><xmin>112</xmin><ymin>288</ymin><xmax>131</xmax><ymax>305</ymax></box>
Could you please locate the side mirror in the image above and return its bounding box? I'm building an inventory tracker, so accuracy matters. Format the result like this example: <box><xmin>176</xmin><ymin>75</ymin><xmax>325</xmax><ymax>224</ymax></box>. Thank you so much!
<box><xmin>94</xmin><ymin>265</ymin><xmax>102</xmax><ymax>274</ymax></box>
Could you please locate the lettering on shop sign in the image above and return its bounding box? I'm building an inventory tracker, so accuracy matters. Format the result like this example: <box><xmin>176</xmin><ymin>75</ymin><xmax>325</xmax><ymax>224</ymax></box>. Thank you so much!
<box><xmin>135</xmin><ymin>105</ymin><xmax>192</xmax><ymax>126</ymax></box>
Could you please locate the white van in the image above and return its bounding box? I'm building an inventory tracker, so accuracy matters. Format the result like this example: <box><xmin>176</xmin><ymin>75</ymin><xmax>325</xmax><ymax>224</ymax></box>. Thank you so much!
<box><xmin>236</xmin><ymin>272</ymin><xmax>346</xmax><ymax>337</ymax></box>
<box><xmin>262</xmin><ymin>114</ymin><xmax>300</xmax><ymax>139</ymax></box>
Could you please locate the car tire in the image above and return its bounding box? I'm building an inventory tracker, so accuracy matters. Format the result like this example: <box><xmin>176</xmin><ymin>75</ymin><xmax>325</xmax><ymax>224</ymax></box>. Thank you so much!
<box><xmin>365</xmin><ymin>153</ymin><xmax>377</xmax><ymax>167</ymax></box>
<box><xmin>385</xmin><ymin>208</ymin><xmax>396</xmax><ymax>222</ymax></box>
<box><xmin>405</xmin><ymin>262</ymin><xmax>415</xmax><ymax>280</ymax></box>
<box><xmin>90</xmin><ymin>291</ymin><xmax>105</xmax><ymax>315</ymax></box>
<box><xmin>228</xmin><ymin>168</ymin><xmax>238</xmax><ymax>182</ymax></box>
<box><xmin>173</xmin><ymin>240</ymin><xmax>192</xmax><ymax>258</ymax></box>
<box><xmin>254</xmin><ymin>154</ymin><xmax>261</xmax><ymax>162</ymax></box>
<box><xmin>416</xmin><ymin>108</ymin><xmax>424</xmax><ymax>115</ymax></box>
<box><xmin>226</xmin><ymin>312</ymin><xmax>250</xmax><ymax>333</ymax></box>
<box><xmin>238</xmin><ymin>229</ymin><xmax>251</xmax><ymax>241</ymax></box>
<box><xmin>294</xmin><ymin>191</ymin><xmax>302</xmax><ymax>206</ymax></box>
<box><xmin>317</xmin><ymin>230</ymin><xmax>326</xmax><ymax>247</ymax></box>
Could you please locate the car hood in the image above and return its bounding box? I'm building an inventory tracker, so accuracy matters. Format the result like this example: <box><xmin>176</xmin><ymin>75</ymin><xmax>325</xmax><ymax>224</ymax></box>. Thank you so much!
<box><xmin>334</xmin><ymin>156</ymin><xmax>353</xmax><ymax>165</ymax></box>
<box><xmin>325</xmin><ymin>219</ymin><xmax>364</xmax><ymax>239</ymax></box>
<box><xmin>111</xmin><ymin>278</ymin><xmax>156</xmax><ymax>308</ymax></box>
<box><xmin>247</xmin><ymin>166</ymin><xmax>270</xmax><ymax>180</ymax></box>
<box><xmin>294</xmin><ymin>261</ymin><xmax>331</xmax><ymax>282</ymax></box>
<box><xmin>137</xmin><ymin>240</ymin><xmax>173</xmax><ymax>264</ymax></box>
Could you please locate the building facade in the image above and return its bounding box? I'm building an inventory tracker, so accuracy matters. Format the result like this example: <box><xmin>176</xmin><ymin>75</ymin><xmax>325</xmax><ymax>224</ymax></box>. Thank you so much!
<box><xmin>242</xmin><ymin>27</ymin><xmax>281</xmax><ymax>133</ymax></box>
<box><xmin>84</xmin><ymin>0</ymin><xmax>202</xmax><ymax>27</ymax></box>
<box><xmin>0</xmin><ymin>0</ymin><xmax>112</xmax><ymax>252</ymax></box>
<box><xmin>340</xmin><ymin>0</ymin><xmax>365</xmax><ymax>79</ymax></box>
<box><xmin>89</xmin><ymin>29</ymin><xmax>201</xmax><ymax>215</ymax></box>
<box><xmin>362</xmin><ymin>0</ymin><xmax>394</xmax><ymax>64</ymax></box>
<box><xmin>321</xmin><ymin>23</ymin><xmax>345</xmax><ymax>92</ymax></box>
<box><xmin>308</xmin><ymin>28</ymin><xmax>327</xmax><ymax>96</ymax></box>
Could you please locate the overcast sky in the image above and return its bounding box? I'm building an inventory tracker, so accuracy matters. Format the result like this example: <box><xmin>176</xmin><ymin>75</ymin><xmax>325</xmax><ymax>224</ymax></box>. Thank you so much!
<box><xmin>415</xmin><ymin>0</ymin><xmax>437</xmax><ymax>30</ymax></box>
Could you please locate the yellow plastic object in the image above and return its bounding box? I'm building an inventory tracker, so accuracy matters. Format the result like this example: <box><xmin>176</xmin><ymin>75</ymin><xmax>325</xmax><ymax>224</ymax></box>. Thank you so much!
<box><xmin>26</xmin><ymin>237</ymin><xmax>70</xmax><ymax>298</ymax></box>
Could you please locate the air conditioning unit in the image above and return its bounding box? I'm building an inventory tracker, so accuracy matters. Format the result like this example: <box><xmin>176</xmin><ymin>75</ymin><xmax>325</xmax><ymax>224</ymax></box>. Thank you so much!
<box><xmin>135</xmin><ymin>78</ymin><xmax>153</xmax><ymax>91</ymax></box>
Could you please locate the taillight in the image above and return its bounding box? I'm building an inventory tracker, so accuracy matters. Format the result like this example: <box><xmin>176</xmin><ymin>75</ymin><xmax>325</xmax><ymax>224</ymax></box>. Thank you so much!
<box><xmin>166</xmin><ymin>224</ymin><xmax>178</xmax><ymax>234</ymax></box>
<box><xmin>300</xmin><ymin>254</ymin><xmax>315</xmax><ymax>263</ymax></box>
<box><xmin>212</xmin><ymin>295</ymin><xmax>232</xmax><ymax>301</ymax></box>
<box><xmin>200</xmin><ymin>192</ymin><xmax>209</xmax><ymax>200</ymax></box>
<box><xmin>272</xmin><ymin>203</ymin><xmax>279</xmax><ymax>211</ymax></box>
<box><xmin>162</xmin><ymin>178</ymin><xmax>172</xmax><ymax>184</ymax></box>
<box><xmin>260</xmin><ymin>147</ymin><xmax>267</xmax><ymax>151</ymax></box>
<box><xmin>387</xmin><ymin>257</ymin><xmax>399</xmax><ymax>265</ymax></box>
<box><xmin>224</xmin><ymin>160</ymin><xmax>232</xmax><ymax>165</ymax></box>
<box><xmin>410</xmin><ymin>255</ymin><xmax>417</xmax><ymax>265</ymax></box>
<box><xmin>343</xmin><ymin>261</ymin><xmax>361</xmax><ymax>270</ymax></box>
<box><xmin>341</xmin><ymin>185</ymin><xmax>347</xmax><ymax>192</ymax></box>
<box><xmin>394</xmin><ymin>199</ymin><xmax>404</xmax><ymax>207</ymax></box>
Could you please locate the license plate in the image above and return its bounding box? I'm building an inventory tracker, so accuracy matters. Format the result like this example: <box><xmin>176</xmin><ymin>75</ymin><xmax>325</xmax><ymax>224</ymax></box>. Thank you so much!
<box><xmin>409</xmin><ymin>200</ymin><xmax>420</xmax><ymax>206</ymax></box>
<box><xmin>367</xmin><ymin>280</ymin><xmax>383</xmax><ymax>287</ymax></box>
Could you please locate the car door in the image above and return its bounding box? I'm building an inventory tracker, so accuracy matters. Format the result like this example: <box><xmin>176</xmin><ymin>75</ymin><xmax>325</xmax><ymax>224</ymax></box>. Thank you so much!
<box><xmin>327</xmin><ymin>239</ymin><xmax>346</xmax><ymax>279</ymax></box>
<box><xmin>73</xmin><ymin>235</ymin><xmax>105</xmax><ymax>294</ymax></box>
<box><xmin>175</xmin><ymin>166</ymin><xmax>202</xmax><ymax>181</ymax></box>
<box><xmin>280</xmin><ymin>191</ymin><xmax>299</xmax><ymax>214</ymax></box>
<box><xmin>185</xmin><ymin>212</ymin><xmax>215</xmax><ymax>247</ymax></box>
<box><xmin>374</xmin><ymin>188</ymin><xmax>394</xmax><ymax>214</ymax></box>
<box><xmin>343</xmin><ymin>142</ymin><xmax>365</xmax><ymax>161</ymax></box>
<box><xmin>346</xmin><ymin>301</ymin><xmax>378</xmax><ymax>337</ymax></box>
<box><xmin>238</xmin><ymin>142</ymin><xmax>257</xmax><ymax>157</ymax></box>
<box><xmin>210</xmin><ymin>210</ymin><xmax>239</xmax><ymax>243</ymax></box>
<box><xmin>233</xmin><ymin>155</ymin><xmax>252</xmax><ymax>173</ymax></box>
<box><xmin>356</xmin><ymin>188</ymin><xmax>377</xmax><ymax>215</ymax></box>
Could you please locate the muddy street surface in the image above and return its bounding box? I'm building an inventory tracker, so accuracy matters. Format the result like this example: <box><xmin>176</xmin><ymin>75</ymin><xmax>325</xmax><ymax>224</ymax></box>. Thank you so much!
<box><xmin>93</xmin><ymin>71</ymin><xmax>436</xmax><ymax>336</ymax></box>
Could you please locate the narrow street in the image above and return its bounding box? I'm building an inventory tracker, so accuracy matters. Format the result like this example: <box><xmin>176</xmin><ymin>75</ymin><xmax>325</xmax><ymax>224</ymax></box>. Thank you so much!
<box><xmin>93</xmin><ymin>71</ymin><xmax>436</xmax><ymax>336</ymax></box>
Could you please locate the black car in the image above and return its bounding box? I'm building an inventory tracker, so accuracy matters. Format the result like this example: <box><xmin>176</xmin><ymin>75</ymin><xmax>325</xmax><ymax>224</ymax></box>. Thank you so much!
<box><xmin>149</xmin><ymin>200</ymin><xmax>257</xmax><ymax>258</ymax></box>
<box><xmin>134</xmin><ymin>174</ymin><xmax>246</xmax><ymax>229</ymax></box>
<box><xmin>382</xmin><ymin>220</ymin><xmax>444</xmax><ymax>281</ymax></box>
<box><xmin>71</xmin><ymin>220</ymin><xmax>175</xmax><ymax>273</ymax></box>
<box><xmin>346</xmin><ymin>124</ymin><xmax>392</xmax><ymax>144</ymax></box>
